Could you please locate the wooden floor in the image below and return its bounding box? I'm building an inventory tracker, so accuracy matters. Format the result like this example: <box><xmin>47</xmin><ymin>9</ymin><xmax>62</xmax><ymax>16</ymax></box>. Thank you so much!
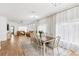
<box><xmin>0</xmin><ymin>35</ymin><xmax>79</xmax><ymax>56</ymax></box>
<box><xmin>0</xmin><ymin>35</ymin><xmax>25</xmax><ymax>56</ymax></box>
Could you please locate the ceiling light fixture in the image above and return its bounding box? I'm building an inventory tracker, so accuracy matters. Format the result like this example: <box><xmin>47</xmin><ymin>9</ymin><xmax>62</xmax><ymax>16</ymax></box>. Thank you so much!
<box><xmin>30</xmin><ymin>10</ymin><xmax>39</xmax><ymax>19</ymax></box>
<box><xmin>30</xmin><ymin>15</ymin><xmax>38</xmax><ymax>19</ymax></box>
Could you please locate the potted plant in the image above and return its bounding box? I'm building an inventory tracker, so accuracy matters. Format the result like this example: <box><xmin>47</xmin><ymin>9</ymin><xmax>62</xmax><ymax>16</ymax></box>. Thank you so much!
<box><xmin>39</xmin><ymin>31</ymin><xmax>43</xmax><ymax>38</ymax></box>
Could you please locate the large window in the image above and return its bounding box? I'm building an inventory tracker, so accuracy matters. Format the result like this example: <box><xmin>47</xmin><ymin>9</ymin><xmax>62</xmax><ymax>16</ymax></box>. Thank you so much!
<box><xmin>56</xmin><ymin>21</ymin><xmax>79</xmax><ymax>45</ymax></box>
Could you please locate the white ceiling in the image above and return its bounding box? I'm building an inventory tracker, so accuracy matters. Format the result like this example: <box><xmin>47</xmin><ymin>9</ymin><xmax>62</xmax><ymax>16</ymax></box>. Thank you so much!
<box><xmin>0</xmin><ymin>3</ymin><xmax>79</xmax><ymax>25</ymax></box>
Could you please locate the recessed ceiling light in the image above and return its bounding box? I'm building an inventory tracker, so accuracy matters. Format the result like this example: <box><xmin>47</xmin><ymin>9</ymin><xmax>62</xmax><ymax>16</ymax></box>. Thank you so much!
<box><xmin>30</xmin><ymin>15</ymin><xmax>39</xmax><ymax>19</ymax></box>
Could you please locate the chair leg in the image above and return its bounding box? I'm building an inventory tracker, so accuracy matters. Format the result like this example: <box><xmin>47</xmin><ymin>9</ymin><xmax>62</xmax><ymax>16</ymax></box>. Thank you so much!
<box><xmin>52</xmin><ymin>48</ymin><xmax>54</xmax><ymax>56</ymax></box>
<box><xmin>40</xmin><ymin>47</ymin><xmax>43</xmax><ymax>55</ymax></box>
<box><xmin>57</xmin><ymin>47</ymin><xmax>60</xmax><ymax>56</ymax></box>
<box><xmin>43</xmin><ymin>42</ymin><xmax>45</xmax><ymax>56</ymax></box>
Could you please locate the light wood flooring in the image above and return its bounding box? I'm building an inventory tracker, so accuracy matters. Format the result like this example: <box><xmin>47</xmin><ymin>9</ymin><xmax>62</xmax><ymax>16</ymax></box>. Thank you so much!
<box><xmin>0</xmin><ymin>35</ymin><xmax>79</xmax><ymax>56</ymax></box>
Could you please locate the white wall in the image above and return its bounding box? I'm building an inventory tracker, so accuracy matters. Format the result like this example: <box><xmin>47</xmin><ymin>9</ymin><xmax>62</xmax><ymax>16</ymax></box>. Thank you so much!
<box><xmin>0</xmin><ymin>16</ymin><xmax>7</xmax><ymax>41</ymax></box>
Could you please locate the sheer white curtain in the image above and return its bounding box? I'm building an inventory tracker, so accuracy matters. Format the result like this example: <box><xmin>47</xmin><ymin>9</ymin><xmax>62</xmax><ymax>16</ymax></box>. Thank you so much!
<box><xmin>56</xmin><ymin>21</ymin><xmax>79</xmax><ymax>46</ymax></box>
<box><xmin>56</xmin><ymin>6</ymin><xmax>79</xmax><ymax>48</ymax></box>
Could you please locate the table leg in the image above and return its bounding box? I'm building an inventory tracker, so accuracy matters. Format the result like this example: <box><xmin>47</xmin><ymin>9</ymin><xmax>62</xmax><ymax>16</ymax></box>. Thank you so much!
<box><xmin>43</xmin><ymin>42</ymin><xmax>45</xmax><ymax>56</ymax></box>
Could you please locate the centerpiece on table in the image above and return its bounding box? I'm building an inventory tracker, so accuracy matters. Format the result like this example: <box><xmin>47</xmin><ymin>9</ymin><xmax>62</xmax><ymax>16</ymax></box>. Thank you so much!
<box><xmin>39</xmin><ymin>31</ymin><xmax>44</xmax><ymax>38</ymax></box>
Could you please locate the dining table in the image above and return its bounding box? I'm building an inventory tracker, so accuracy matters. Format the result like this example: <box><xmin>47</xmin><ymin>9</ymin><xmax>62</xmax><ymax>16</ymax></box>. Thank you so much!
<box><xmin>39</xmin><ymin>36</ymin><xmax>55</xmax><ymax>56</ymax></box>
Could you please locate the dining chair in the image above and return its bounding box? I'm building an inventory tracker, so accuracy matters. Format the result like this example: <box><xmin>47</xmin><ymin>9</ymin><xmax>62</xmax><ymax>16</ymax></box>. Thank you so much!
<box><xmin>30</xmin><ymin>32</ymin><xmax>44</xmax><ymax>55</ymax></box>
<box><xmin>53</xmin><ymin>36</ymin><xmax>61</xmax><ymax>56</ymax></box>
